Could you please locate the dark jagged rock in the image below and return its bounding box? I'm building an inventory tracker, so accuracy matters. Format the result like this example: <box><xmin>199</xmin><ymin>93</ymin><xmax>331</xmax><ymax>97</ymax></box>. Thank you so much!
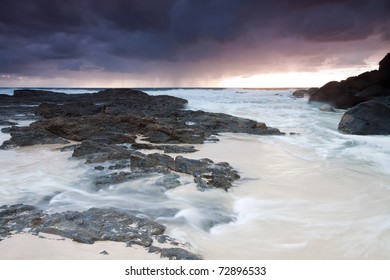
<box><xmin>309</xmin><ymin>53</ymin><xmax>390</xmax><ymax>109</ymax></box>
<box><xmin>160</xmin><ymin>248</ymin><xmax>202</xmax><ymax>260</ymax></box>
<box><xmin>175</xmin><ymin>110</ymin><xmax>282</xmax><ymax>136</ymax></box>
<box><xmin>38</xmin><ymin>102</ymin><xmax>104</xmax><ymax>118</ymax></box>
<box><xmin>174</xmin><ymin>156</ymin><xmax>240</xmax><ymax>191</ymax></box>
<box><xmin>0</xmin><ymin>204</ymin><xmax>200</xmax><ymax>259</ymax></box>
<box><xmin>292</xmin><ymin>88</ymin><xmax>318</xmax><ymax>98</ymax></box>
<box><xmin>132</xmin><ymin>143</ymin><xmax>198</xmax><ymax>153</ymax></box>
<box><xmin>338</xmin><ymin>99</ymin><xmax>390</xmax><ymax>135</ymax></box>
<box><xmin>309</xmin><ymin>81</ymin><xmax>365</xmax><ymax>109</ymax></box>
<box><xmin>72</xmin><ymin>140</ymin><xmax>136</xmax><ymax>164</ymax></box>
<box><xmin>379</xmin><ymin>53</ymin><xmax>390</xmax><ymax>73</ymax></box>
<box><xmin>95</xmin><ymin>171</ymin><xmax>152</xmax><ymax>187</ymax></box>
<box><xmin>0</xmin><ymin>88</ymin><xmax>279</xmax><ymax>191</ymax></box>
<box><xmin>75</xmin><ymin>142</ymin><xmax>240</xmax><ymax>190</ymax></box>
<box><xmin>0</xmin><ymin>120</ymin><xmax>18</xmax><ymax>126</ymax></box>
<box><xmin>155</xmin><ymin>174</ymin><xmax>181</xmax><ymax>190</ymax></box>
<box><xmin>129</xmin><ymin>152</ymin><xmax>240</xmax><ymax>190</ymax></box>
<box><xmin>130</xmin><ymin>152</ymin><xmax>176</xmax><ymax>172</ymax></box>
<box><xmin>1</xmin><ymin>88</ymin><xmax>281</xmax><ymax>148</ymax></box>
<box><xmin>0</xmin><ymin>125</ymin><xmax>69</xmax><ymax>149</ymax></box>
<box><xmin>42</xmin><ymin>114</ymin><xmax>138</xmax><ymax>144</ymax></box>
<box><xmin>108</xmin><ymin>161</ymin><xmax>129</xmax><ymax>170</ymax></box>
<box><xmin>59</xmin><ymin>144</ymin><xmax>81</xmax><ymax>152</ymax></box>
<box><xmin>304</xmin><ymin>53</ymin><xmax>390</xmax><ymax>135</ymax></box>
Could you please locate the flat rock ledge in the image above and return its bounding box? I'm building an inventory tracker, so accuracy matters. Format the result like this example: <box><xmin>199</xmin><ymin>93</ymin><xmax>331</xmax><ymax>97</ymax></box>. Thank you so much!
<box><xmin>0</xmin><ymin>204</ymin><xmax>201</xmax><ymax>260</ymax></box>
<box><xmin>0</xmin><ymin>88</ymin><xmax>283</xmax><ymax>191</ymax></box>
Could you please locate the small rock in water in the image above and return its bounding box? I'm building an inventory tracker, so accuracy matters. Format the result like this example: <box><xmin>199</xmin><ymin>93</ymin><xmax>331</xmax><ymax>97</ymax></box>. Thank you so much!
<box><xmin>94</xmin><ymin>165</ymin><xmax>105</xmax><ymax>170</ymax></box>
<box><xmin>319</xmin><ymin>104</ymin><xmax>335</xmax><ymax>112</ymax></box>
<box><xmin>155</xmin><ymin>174</ymin><xmax>181</xmax><ymax>190</ymax></box>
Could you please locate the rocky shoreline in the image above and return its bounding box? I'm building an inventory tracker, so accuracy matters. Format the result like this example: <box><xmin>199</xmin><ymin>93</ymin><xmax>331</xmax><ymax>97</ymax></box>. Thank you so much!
<box><xmin>0</xmin><ymin>204</ymin><xmax>201</xmax><ymax>260</ymax></box>
<box><xmin>292</xmin><ymin>53</ymin><xmax>390</xmax><ymax>135</ymax></box>
<box><xmin>0</xmin><ymin>88</ymin><xmax>283</xmax><ymax>259</ymax></box>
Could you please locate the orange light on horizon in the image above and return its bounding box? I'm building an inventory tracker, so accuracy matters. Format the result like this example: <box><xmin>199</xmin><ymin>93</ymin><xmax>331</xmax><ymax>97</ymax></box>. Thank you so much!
<box><xmin>218</xmin><ymin>67</ymin><xmax>375</xmax><ymax>88</ymax></box>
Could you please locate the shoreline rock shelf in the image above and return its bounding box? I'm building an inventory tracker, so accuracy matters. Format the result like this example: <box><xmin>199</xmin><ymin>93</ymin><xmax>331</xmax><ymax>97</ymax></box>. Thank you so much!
<box><xmin>293</xmin><ymin>52</ymin><xmax>390</xmax><ymax>135</ymax></box>
<box><xmin>0</xmin><ymin>88</ymin><xmax>281</xmax><ymax>191</ymax></box>
<box><xmin>0</xmin><ymin>204</ymin><xmax>201</xmax><ymax>260</ymax></box>
<box><xmin>0</xmin><ymin>88</ymin><xmax>283</xmax><ymax>258</ymax></box>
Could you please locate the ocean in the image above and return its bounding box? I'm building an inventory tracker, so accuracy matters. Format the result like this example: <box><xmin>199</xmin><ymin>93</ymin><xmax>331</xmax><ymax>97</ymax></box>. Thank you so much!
<box><xmin>1</xmin><ymin>88</ymin><xmax>389</xmax><ymax>259</ymax></box>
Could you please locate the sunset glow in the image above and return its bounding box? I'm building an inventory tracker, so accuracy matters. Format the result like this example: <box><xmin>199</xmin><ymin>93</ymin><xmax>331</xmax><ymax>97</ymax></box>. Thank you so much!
<box><xmin>219</xmin><ymin>67</ymin><xmax>375</xmax><ymax>88</ymax></box>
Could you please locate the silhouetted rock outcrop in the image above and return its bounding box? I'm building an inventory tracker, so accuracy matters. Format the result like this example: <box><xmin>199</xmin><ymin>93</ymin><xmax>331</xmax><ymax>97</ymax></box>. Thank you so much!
<box><xmin>303</xmin><ymin>52</ymin><xmax>390</xmax><ymax>135</ymax></box>
<box><xmin>292</xmin><ymin>88</ymin><xmax>318</xmax><ymax>98</ymax></box>
<box><xmin>309</xmin><ymin>53</ymin><xmax>390</xmax><ymax>109</ymax></box>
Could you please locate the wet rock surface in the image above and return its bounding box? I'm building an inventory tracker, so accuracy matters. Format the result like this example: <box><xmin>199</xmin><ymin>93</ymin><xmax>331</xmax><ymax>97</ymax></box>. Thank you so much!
<box><xmin>303</xmin><ymin>53</ymin><xmax>390</xmax><ymax>135</ymax></box>
<box><xmin>338</xmin><ymin>99</ymin><xmax>390</xmax><ymax>135</ymax></box>
<box><xmin>1</xmin><ymin>88</ymin><xmax>280</xmax><ymax>190</ymax></box>
<box><xmin>132</xmin><ymin>143</ymin><xmax>198</xmax><ymax>153</ymax></box>
<box><xmin>292</xmin><ymin>88</ymin><xmax>318</xmax><ymax>98</ymax></box>
<box><xmin>309</xmin><ymin>53</ymin><xmax>390</xmax><ymax>110</ymax></box>
<box><xmin>0</xmin><ymin>204</ymin><xmax>201</xmax><ymax>260</ymax></box>
<box><xmin>0</xmin><ymin>88</ymin><xmax>281</xmax><ymax>259</ymax></box>
<box><xmin>0</xmin><ymin>88</ymin><xmax>281</xmax><ymax>149</ymax></box>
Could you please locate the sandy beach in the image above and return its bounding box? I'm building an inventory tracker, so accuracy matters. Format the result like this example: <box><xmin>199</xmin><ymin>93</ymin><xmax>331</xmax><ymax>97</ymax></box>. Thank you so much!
<box><xmin>0</xmin><ymin>232</ymin><xmax>162</xmax><ymax>260</ymax></box>
<box><xmin>1</xmin><ymin>131</ymin><xmax>390</xmax><ymax>259</ymax></box>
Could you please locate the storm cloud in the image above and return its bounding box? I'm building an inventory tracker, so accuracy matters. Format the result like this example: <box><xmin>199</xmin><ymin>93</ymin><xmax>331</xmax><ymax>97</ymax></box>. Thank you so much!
<box><xmin>0</xmin><ymin>0</ymin><xmax>389</xmax><ymax>86</ymax></box>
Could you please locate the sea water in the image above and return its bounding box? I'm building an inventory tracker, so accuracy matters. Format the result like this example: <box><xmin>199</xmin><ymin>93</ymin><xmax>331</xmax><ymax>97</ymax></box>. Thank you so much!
<box><xmin>1</xmin><ymin>88</ymin><xmax>389</xmax><ymax>259</ymax></box>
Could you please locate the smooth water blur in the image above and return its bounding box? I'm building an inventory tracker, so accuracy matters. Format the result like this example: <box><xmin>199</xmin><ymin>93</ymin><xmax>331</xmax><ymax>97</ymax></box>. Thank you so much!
<box><xmin>145</xmin><ymin>88</ymin><xmax>390</xmax><ymax>176</ymax></box>
<box><xmin>1</xmin><ymin>88</ymin><xmax>390</xmax><ymax>259</ymax></box>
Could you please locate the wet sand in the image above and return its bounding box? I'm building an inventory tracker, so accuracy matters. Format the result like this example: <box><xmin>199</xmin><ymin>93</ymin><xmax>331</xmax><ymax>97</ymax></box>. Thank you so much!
<box><xmin>0</xmin><ymin>233</ymin><xmax>161</xmax><ymax>260</ymax></box>
<box><xmin>0</xmin><ymin>133</ymin><xmax>389</xmax><ymax>259</ymax></box>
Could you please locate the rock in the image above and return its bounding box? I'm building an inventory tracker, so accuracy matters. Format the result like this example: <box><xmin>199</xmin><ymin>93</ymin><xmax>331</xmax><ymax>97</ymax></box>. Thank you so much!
<box><xmin>0</xmin><ymin>125</ymin><xmax>69</xmax><ymax>149</ymax></box>
<box><xmin>132</xmin><ymin>143</ymin><xmax>198</xmax><ymax>153</ymax></box>
<box><xmin>309</xmin><ymin>81</ymin><xmax>363</xmax><ymax>109</ymax></box>
<box><xmin>0</xmin><ymin>204</ymin><xmax>166</xmax><ymax>246</ymax></box>
<box><xmin>0</xmin><ymin>204</ymin><xmax>203</xmax><ymax>259</ymax></box>
<box><xmin>130</xmin><ymin>152</ymin><xmax>175</xmax><ymax>172</ymax></box>
<box><xmin>174</xmin><ymin>156</ymin><xmax>240</xmax><ymax>191</ymax></box>
<box><xmin>38</xmin><ymin>102</ymin><xmax>104</xmax><ymax>118</ymax></box>
<box><xmin>309</xmin><ymin>54</ymin><xmax>390</xmax><ymax>109</ymax></box>
<box><xmin>338</xmin><ymin>100</ymin><xmax>390</xmax><ymax>135</ymax></box>
<box><xmin>160</xmin><ymin>248</ymin><xmax>202</xmax><ymax>260</ymax></box>
<box><xmin>1</xmin><ymin>89</ymin><xmax>282</xmax><ymax>149</ymax></box>
<box><xmin>72</xmin><ymin>140</ymin><xmax>133</xmax><ymax>162</ymax></box>
<box><xmin>319</xmin><ymin>104</ymin><xmax>335</xmax><ymax>112</ymax></box>
<box><xmin>0</xmin><ymin>120</ymin><xmax>18</xmax><ymax>126</ymax></box>
<box><xmin>292</xmin><ymin>88</ymin><xmax>318</xmax><ymax>98</ymax></box>
<box><xmin>355</xmin><ymin>85</ymin><xmax>389</xmax><ymax>98</ymax></box>
<box><xmin>155</xmin><ymin>174</ymin><xmax>181</xmax><ymax>190</ymax></box>
<box><xmin>379</xmin><ymin>52</ymin><xmax>390</xmax><ymax>73</ymax></box>
<box><xmin>108</xmin><ymin>161</ymin><xmax>129</xmax><ymax>170</ymax></box>
<box><xmin>292</xmin><ymin>89</ymin><xmax>307</xmax><ymax>98</ymax></box>
<box><xmin>148</xmin><ymin>246</ymin><xmax>162</xmax><ymax>254</ymax></box>
<box><xmin>95</xmin><ymin>171</ymin><xmax>149</xmax><ymax>186</ymax></box>
<box><xmin>174</xmin><ymin>156</ymin><xmax>213</xmax><ymax>174</ymax></box>
<box><xmin>59</xmin><ymin>144</ymin><xmax>81</xmax><ymax>152</ymax></box>
<box><xmin>1</xmin><ymin>88</ymin><xmax>280</xmax><ymax>191</ymax></box>
<box><xmin>100</xmin><ymin>250</ymin><xmax>109</xmax><ymax>255</ymax></box>
<box><xmin>0</xmin><ymin>204</ymin><xmax>42</xmax><ymax>237</ymax></box>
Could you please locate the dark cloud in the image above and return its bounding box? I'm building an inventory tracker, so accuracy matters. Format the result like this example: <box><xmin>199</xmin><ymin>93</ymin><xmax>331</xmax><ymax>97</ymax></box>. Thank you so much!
<box><xmin>0</xmin><ymin>0</ymin><xmax>389</xmax><ymax>85</ymax></box>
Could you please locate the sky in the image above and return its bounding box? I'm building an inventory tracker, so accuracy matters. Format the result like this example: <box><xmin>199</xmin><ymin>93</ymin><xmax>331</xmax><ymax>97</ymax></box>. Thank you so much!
<box><xmin>0</xmin><ymin>0</ymin><xmax>389</xmax><ymax>88</ymax></box>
